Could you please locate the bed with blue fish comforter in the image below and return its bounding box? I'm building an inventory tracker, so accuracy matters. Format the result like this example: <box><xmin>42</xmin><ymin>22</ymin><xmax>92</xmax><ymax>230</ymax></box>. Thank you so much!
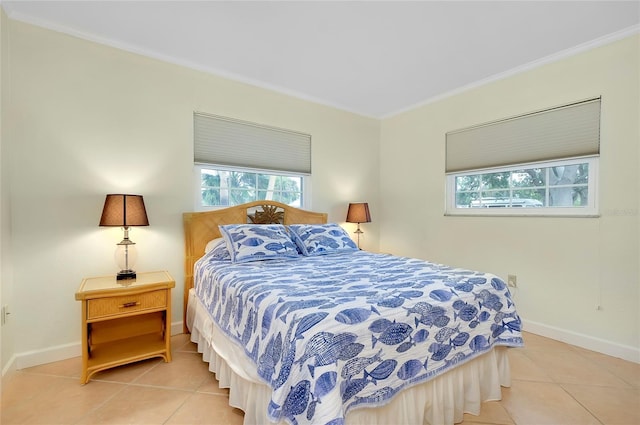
<box><xmin>191</xmin><ymin>249</ymin><xmax>523</xmax><ymax>425</ymax></box>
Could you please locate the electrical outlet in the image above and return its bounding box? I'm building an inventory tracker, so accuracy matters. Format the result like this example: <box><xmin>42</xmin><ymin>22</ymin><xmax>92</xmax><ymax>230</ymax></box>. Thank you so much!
<box><xmin>507</xmin><ymin>274</ymin><xmax>517</xmax><ymax>288</ymax></box>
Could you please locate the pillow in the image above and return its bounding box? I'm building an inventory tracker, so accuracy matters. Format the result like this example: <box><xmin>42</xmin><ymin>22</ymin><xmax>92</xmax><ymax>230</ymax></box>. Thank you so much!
<box><xmin>204</xmin><ymin>238</ymin><xmax>225</xmax><ymax>254</ymax></box>
<box><xmin>208</xmin><ymin>239</ymin><xmax>231</xmax><ymax>261</ymax></box>
<box><xmin>219</xmin><ymin>224</ymin><xmax>299</xmax><ymax>263</ymax></box>
<box><xmin>288</xmin><ymin>223</ymin><xmax>358</xmax><ymax>256</ymax></box>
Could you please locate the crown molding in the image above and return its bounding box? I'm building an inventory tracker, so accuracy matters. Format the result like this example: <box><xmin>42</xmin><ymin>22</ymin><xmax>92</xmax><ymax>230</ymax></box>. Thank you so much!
<box><xmin>383</xmin><ymin>24</ymin><xmax>640</xmax><ymax>119</ymax></box>
<box><xmin>3</xmin><ymin>4</ymin><xmax>638</xmax><ymax>120</ymax></box>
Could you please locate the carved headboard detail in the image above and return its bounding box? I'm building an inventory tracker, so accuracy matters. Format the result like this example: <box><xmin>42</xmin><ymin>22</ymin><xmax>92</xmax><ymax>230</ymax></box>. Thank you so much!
<box><xmin>248</xmin><ymin>204</ymin><xmax>285</xmax><ymax>224</ymax></box>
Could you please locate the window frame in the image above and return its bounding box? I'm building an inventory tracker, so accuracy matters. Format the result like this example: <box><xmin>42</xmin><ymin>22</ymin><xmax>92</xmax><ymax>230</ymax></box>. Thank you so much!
<box><xmin>194</xmin><ymin>163</ymin><xmax>311</xmax><ymax>211</ymax></box>
<box><xmin>445</xmin><ymin>156</ymin><xmax>599</xmax><ymax>217</ymax></box>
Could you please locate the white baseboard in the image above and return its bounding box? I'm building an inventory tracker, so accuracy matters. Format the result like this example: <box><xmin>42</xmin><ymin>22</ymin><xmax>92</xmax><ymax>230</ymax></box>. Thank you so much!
<box><xmin>15</xmin><ymin>342</ymin><xmax>81</xmax><ymax>370</ymax></box>
<box><xmin>5</xmin><ymin>319</ymin><xmax>637</xmax><ymax>373</ymax></box>
<box><xmin>6</xmin><ymin>321</ymin><xmax>186</xmax><ymax>373</ymax></box>
<box><xmin>171</xmin><ymin>321</ymin><xmax>184</xmax><ymax>337</ymax></box>
<box><xmin>523</xmin><ymin>319</ymin><xmax>640</xmax><ymax>363</ymax></box>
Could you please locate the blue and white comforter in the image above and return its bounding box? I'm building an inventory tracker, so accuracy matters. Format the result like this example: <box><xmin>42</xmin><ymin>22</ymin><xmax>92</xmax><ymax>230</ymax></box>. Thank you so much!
<box><xmin>194</xmin><ymin>250</ymin><xmax>523</xmax><ymax>425</ymax></box>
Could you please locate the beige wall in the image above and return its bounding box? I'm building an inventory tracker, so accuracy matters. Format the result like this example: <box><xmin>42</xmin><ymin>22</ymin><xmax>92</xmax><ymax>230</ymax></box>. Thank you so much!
<box><xmin>3</xmin><ymin>20</ymin><xmax>380</xmax><ymax>363</ymax></box>
<box><xmin>380</xmin><ymin>35</ymin><xmax>639</xmax><ymax>359</ymax></box>
<box><xmin>1</xmin><ymin>8</ymin><xmax>16</xmax><ymax>373</ymax></box>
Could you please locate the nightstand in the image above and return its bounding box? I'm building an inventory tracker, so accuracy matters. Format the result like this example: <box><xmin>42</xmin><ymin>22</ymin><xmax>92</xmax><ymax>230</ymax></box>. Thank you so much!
<box><xmin>75</xmin><ymin>270</ymin><xmax>175</xmax><ymax>384</ymax></box>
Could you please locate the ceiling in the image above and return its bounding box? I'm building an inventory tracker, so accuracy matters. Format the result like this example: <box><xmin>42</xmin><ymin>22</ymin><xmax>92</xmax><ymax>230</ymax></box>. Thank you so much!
<box><xmin>3</xmin><ymin>1</ymin><xmax>639</xmax><ymax>118</ymax></box>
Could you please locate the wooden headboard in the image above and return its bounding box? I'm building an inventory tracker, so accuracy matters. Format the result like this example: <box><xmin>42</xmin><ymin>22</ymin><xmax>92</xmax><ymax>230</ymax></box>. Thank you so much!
<box><xmin>183</xmin><ymin>200</ymin><xmax>328</xmax><ymax>331</ymax></box>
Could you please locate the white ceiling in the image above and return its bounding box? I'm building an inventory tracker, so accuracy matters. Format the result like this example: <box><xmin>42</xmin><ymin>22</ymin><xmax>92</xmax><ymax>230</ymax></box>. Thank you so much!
<box><xmin>3</xmin><ymin>1</ymin><xmax>639</xmax><ymax>118</ymax></box>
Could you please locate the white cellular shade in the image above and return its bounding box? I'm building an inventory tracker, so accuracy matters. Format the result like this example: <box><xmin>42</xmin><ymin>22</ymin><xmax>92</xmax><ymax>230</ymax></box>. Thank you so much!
<box><xmin>194</xmin><ymin>113</ymin><xmax>311</xmax><ymax>174</ymax></box>
<box><xmin>446</xmin><ymin>98</ymin><xmax>601</xmax><ymax>173</ymax></box>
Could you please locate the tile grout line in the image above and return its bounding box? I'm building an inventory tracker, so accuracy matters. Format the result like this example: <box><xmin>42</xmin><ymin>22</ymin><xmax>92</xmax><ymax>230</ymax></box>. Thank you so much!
<box><xmin>556</xmin><ymin>383</ymin><xmax>606</xmax><ymax>425</ymax></box>
<box><xmin>85</xmin><ymin>345</ymin><xmax>211</xmax><ymax>425</ymax></box>
<box><xmin>72</xmin><ymin>381</ymin><xmax>130</xmax><ymax>425</ymax></box>
<box><xmin>510</xmin><ymin>344</ymin><xmax>617</xmax><ymax>425</ymax></box>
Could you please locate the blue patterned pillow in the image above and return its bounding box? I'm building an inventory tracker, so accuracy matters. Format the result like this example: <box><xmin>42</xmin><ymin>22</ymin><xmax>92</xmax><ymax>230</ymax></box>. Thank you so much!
<box><xmin>219</xmin><ymin>224</ymin><xmax>299</xmax><ymax>263</ymax></box>
<box><xmin>288</xmin><ymin>223</ymin><xmax>358</xmax><ymax>256</ymax></box>
<box><xmin>208</xmin><ymin>240</ymin><xmax>231</xmax><ymax>261</ymax></box>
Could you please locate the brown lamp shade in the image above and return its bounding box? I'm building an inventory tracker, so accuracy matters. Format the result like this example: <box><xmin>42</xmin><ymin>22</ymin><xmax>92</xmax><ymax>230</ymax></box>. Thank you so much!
<box><xmin>346</xmin><ymin>202</ymin><xmax>371</xmax><ymax>224</ymax></box>
<box><xmin>99</xmin><ymin>194</ymin><xmax>149</xmax><ymax>227</ymax></box>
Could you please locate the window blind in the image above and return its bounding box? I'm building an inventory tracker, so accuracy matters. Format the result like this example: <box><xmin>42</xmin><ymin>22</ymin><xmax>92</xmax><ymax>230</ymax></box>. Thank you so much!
<box><xmin>194</xmin><ymin>112</ymin><xmax>312</xmax><ymax>174</ymax></box>
<box><xmin>445</xmin><ymin>98</ymin><xmax>601</xmax><ymax>173</ymax></box>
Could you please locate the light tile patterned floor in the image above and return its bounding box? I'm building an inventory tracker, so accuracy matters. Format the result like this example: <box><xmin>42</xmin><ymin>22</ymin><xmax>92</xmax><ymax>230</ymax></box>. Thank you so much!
<box><xmin>1</xmin><ymin>332</ymin><xmax>638</xmax><ymax>424</ymax></box>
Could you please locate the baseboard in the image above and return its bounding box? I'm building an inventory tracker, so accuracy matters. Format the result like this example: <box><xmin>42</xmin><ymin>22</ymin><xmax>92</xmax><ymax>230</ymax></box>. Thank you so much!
<box><xmin>523</xmin><ymin>319</ymin><xmax>639</xmax><ymax>363</ymax></box>
<box><xmin>15</xmin><ymin>342</ymin><xmax>82</xmax><ymax>370</ymax></box>
<box><xmin>171</xmin><ymin>321</ymin><xmax>184</xmax><ymax>336</ymax></box>
<box><xmin>10</xmin><ymin>320</ymin><xmax>186</xmax><ymax>371</ymax></box>
<box><xmin>6</xmin><ymin>319</ymin><xmax>637</xmax><ymax>371</ymax></box>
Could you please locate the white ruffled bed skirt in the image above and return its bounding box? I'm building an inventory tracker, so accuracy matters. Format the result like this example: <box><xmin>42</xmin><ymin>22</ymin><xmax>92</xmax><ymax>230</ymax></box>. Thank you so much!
<box><xmin>186</xmin><ymin>289</ymin><xmax>512</xmax><ymax>425</ymax></box>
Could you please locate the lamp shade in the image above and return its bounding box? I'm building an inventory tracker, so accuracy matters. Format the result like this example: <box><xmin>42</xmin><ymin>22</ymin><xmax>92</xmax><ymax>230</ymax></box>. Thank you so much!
<box><xmin>346</xmin><ymin>202</ymin><xmax>371</xmax><ymax>224</ymax></box>
<box><xmin>99</xmin><ymin>194</ymin><xmax>149</xmax><ymax>227</ymax></box>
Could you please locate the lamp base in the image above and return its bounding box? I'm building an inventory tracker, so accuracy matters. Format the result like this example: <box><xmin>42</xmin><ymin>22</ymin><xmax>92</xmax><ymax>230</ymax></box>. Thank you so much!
<box><xmin>354</xmin><ymin>225</ymin><xmax>363</xmax><ymax>249</ymax></box>
<box><xmin>116</xmin><ymin>270</ymin><xmax>136</xmax><ymax>280</ymax></box>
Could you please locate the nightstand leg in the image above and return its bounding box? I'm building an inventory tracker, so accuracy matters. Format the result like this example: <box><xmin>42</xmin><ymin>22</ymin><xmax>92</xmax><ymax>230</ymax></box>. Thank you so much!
<box><xmin>80</xmin><ymin>303</ymin><xmax>90</xmax><ymax>383</ymax></box>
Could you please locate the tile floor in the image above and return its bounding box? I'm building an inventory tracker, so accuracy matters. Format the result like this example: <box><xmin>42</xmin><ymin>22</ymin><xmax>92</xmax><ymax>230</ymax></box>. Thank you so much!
<box><xmin>1</xmin><ymin>331</ymin><xmax>638</xmax><ymax>424</ymax></box>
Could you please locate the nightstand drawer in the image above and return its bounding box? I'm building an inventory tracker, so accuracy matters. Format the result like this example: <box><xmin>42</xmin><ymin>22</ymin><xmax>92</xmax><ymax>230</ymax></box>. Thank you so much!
<box><xmin>87</xmin><ymin>289</ymin><xmax>167</xmax><ymax>320</ymax></box>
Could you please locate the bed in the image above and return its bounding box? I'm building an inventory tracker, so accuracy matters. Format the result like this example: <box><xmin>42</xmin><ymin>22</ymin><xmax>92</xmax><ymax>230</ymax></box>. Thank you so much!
<box><xmin>184</xmin><ymin>201</ymin><xmax>523</xmax><ymax>425</ymax></box>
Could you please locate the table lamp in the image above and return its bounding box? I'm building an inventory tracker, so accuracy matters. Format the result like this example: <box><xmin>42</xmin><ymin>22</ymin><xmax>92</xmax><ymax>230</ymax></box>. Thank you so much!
<box><xmin>346</xmin><ymin>202</ymin><xmax>371</xmax><ymax>249</ymax></box>
<box><xmin>99</xmin><ymin>194</ymin><xmax>149</xmax><ymax>280</ymax></box>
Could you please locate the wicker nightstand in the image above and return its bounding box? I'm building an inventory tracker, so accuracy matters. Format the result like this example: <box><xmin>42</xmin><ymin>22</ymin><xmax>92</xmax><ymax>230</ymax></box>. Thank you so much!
<box><xmin>75</xmin><ymin>271</ymin><xmax>175</xmax><ymax>384</ymax></box>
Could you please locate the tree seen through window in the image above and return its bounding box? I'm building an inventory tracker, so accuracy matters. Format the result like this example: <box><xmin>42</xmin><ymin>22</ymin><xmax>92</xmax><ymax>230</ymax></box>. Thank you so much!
<box><xmin>455</xmin><ymin>163</ymin><xmax>589</xmax><ymax>208</ymax></box>
<box><xmin>201</xmin><ymin>168</ymin><xmax>302</xmax><ymax>207</ymax></box>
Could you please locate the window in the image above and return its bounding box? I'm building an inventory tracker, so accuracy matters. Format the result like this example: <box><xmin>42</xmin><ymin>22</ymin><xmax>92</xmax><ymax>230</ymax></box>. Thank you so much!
<box><xmin>193</xmin><ymin>113</ymin><xmax>311</xmax><ymax>210</ymax></box>
<box><xmin>447</xmin><ymin>157</ymin><xmax>597</xmax><ymax>216</ymax></box>
<box><xmin>197</xmin><ymin>164</ymin><xmax>305</xmax><ymax>208</ymax></box>
<box><xmin>445</xmin><ymin>98</ymin><xmax>600</xmax><ymax>217</ymax></box>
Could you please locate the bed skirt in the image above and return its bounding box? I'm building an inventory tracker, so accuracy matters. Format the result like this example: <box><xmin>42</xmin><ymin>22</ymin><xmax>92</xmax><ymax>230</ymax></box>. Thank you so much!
<box><xmin>186</xmin><ymin>289</ymin><xmax>512</xmax><ymax>425</ymax></box>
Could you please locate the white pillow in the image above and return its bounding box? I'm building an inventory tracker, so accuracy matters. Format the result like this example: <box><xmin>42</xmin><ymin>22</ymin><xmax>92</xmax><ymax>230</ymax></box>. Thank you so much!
<box><xmin>204</xmin><ymin>237</ymin><xmax>225</xmax><ymax>254</ymax></box>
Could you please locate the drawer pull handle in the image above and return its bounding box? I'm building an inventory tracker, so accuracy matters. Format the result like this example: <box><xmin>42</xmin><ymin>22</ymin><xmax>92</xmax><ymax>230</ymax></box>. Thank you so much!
<box><xmin>120</xmin><ymin>301</ymin><xmax>140</xmax><ymax>308</ymax></box>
